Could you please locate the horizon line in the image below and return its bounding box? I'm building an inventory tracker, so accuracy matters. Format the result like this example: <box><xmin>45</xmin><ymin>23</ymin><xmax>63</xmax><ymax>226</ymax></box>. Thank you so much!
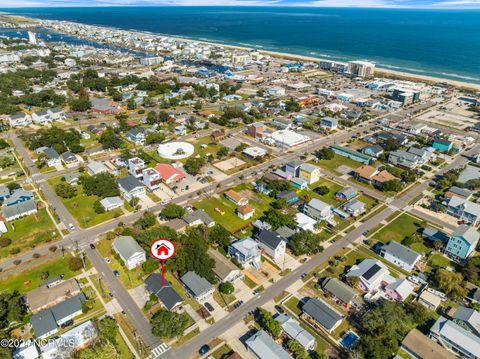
<box><xmin>2</xmin><ymin>5</ymin><xmax>480</xmax><ymax>9</ymax></box>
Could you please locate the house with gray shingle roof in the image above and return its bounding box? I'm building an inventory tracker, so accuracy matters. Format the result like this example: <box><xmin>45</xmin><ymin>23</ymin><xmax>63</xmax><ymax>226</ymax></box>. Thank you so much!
<box><xmin>453</xmin><ymin>307</ymin><xmax>480</xmax><ymax>337</ymax></box>
<box><xmin>321</xmin><ymin>277</ymin><xmax>362</xmax><ymax>309</ymax></box>
<box><xmin>380</xmin><ymin>241</ymin><xmax>422</xmax><ymax>272</ymax></box>
<box><xmin>145</xmin><ymin>273</ymin><xmax>183</xmax><ymax>311</ymax></box>
<box><xmin>245</xmin><ymin>330</ymin><xmax>293</xmax><ymax>359</ymax></box>
<box><xmin>302</xmin><ymin>297</ymin><xmax>344</xmax><ymax>333</ymax></box>
<box><xmin>430</xmin><ymin>316</ymin><xmax>480</xmax><ymax>359</ymax></box>
<box><xmin>112</xmin><ymin>236</ymin><xmax>146</xmax><ymax>270</ymax></box>
<box><xmin>118</xmin><ymin>175</ymin><xmax>145</xmax><ymax>200</ymax></box>
<box><xmin>445</xmin><ymin>196</ymin><xmax>480</xmax><ymax>226</ymax></box>
<box><xmin>2</xmin><ymin>199</ymin><xmax>37</xmax><ymax>221</ymax></box>
<box><xmin>277</xmin><ymin>314</ymin><xmax>316</xmax><ymax>350</ymax></box>
<box><xmin>180</xmin><ymin>271</ymin><xmax>214</xmax><ymax>303</ymax></box>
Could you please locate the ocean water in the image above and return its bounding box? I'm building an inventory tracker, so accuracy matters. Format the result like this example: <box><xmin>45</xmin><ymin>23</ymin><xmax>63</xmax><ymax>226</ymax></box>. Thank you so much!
<box><xmin>4</xmin><ymin>7</ymin><xmax>480</xmax><ymax>84</ymax></box>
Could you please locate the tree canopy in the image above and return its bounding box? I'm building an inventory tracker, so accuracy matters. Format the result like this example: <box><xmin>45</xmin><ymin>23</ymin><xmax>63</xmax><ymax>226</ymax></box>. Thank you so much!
<box><xmin>81</xmin><ymin>173</ymin><xmax>120</xmax><ymax>198</ymax></box>
<box><xmin>160</xmin><ymin>203</ymin><xmax>185</xmax><ymax>220</ymax></box>
<box><xmin>150</xmin><ymin>309</ymin><xmax>190</xmax><ymax>339</ymax></box>
<box><xmin>289</xmin><ymin>230</ymin><xmax>325</xmax><ymax>256</ymax></box>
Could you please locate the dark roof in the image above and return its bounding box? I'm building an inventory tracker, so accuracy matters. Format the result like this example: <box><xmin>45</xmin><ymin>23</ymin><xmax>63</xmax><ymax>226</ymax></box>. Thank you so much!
<box><xmin>145</xmin><ymin>273</ymin><xmax>183</xmax><ymax>310</ymax></box>
<box><xmin>255</xmin><ymin>229</ymin><xmax>285</xmax><ymax>250</ymax></box>
<box><xmin>303</xmin><ymin>298</ymin><xmax>343</xmax><ymax>331</ymax></box>
<box><xmin>50</xmin><ymin>293</ymin><xmax>85</xmax><ymax>322</ymax></box>
<box><xmin>363</xmin><ymin>264</ymin><xmax>382</xmax><ymax>281</ymax></box>
<box><xmin>276</xmin><ymin>190</ymin><xmax>298</xmax><ymax>202</ymax></box>
<box><xmin>118</xmin><ymin>175</ymin><xmax>144</xmax><ymax>192</ymax></box>
<box><xmin>321</xmin><ymin>277</ymin><xmax>358</xmax><ymax>304</ymax></box>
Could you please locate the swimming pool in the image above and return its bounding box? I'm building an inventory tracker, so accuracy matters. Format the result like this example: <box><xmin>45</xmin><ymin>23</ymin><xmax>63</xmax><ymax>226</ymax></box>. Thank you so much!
<box><xmin>340</xmin><ymin>330</ymin><xmax>359</xmax><ymax>349</ymax></box>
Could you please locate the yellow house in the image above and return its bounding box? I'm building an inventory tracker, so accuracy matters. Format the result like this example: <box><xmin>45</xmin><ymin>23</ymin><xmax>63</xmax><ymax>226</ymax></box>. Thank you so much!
<box><xmin>299</xmin><ymin>163</ymin><xmax>321</xmax><ymax>184</ymax></box>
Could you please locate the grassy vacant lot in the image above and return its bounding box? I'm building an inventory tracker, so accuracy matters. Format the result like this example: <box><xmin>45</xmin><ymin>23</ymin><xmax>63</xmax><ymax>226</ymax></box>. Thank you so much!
<box><xmin>0</xmin><ymin>208</ymin><xmax>57</xmax><ymax>259</ymax></box>
<box><xmin>373</xmin><ymin>213</ymin><xmax>424</xmax><ymax>244</ymax></box>
<box><xmin>48</xmin><ymin>176</ymin><xmax>122</xmax><ymax>228</ymax></box>
<box><xmin>195</xmin><ymin>187</ymin><xmax>273</xmax><ymax>233</ymax></box>
<box><xmin>284</xmin><ymin>296</ymin><xmax>303</xmax><ymax>316</ymax></box>
<box><xmin>190</xmin><ymin>135</ymin><xmax>222</xmax><ymax>158</ymax></box>
<box><xmin>0</xmin><ymin>254</ymin><xmax>81</xmax><ymax>293</ymax></box>
<box><xmin>323</xmin><ymin>250</ymin><xmax>366</xmax><ymax>278</ymax></box>
<box><xmin>313</xmin><ymin>154</ymin><xmax>362</xmax><ymax>176</ymax></box>
<box><xmin>300</xmin><ymin>178</ymin><xmax>343</xmax><ymax>206</ymax></box>
<box><xmin>428</xmin><ymin>253</ymin><xmax>453</xmax><ymax>269</ymax></box>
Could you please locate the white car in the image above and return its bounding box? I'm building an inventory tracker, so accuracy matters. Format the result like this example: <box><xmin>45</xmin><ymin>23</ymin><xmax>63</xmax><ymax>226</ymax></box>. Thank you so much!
<box><xmin>160</xmin><ymin>200</ymin><xmax>169</xmax><ymax>206</ymax></box>
<box><xmin>68</xmin><ymin>223</ymin><xmax>75</xmax><ymax>231</ymax></box>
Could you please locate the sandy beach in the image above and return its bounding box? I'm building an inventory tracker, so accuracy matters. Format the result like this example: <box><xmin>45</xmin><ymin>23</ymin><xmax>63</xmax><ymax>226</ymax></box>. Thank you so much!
<box><xmin>2</xmin><ymin>13</ymin><xmax>480</xmax><ymax>92</ymax></box>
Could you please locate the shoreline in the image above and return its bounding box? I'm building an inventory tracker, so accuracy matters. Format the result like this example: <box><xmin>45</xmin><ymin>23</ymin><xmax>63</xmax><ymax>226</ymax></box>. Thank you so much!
<box><xmin>2</xmin><ymin>13</ymin><xmax>480</xmax><ymax>91</ymax></box>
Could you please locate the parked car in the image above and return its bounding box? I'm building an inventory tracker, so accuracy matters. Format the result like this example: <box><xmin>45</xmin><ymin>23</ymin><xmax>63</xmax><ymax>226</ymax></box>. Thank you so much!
<box><xmin>113</xmin><ymin>270</ymin><xmax>120</xmax><ymax>277</ymax></box>
<box><xmin>199</xmin><ymin>345</ymin><xmax>210</xmax><ymax>356</ymax></box>
<box><xmin>274</xmin><ymin>305</ymin><xmax>284</xmax><ymax>314</ymax></box>
<box><xmin>204</xmin><ymin>302</ymin><xmax>214</xmax><ymax>312</ymax></box>
<box><xmin>89</xmin><ymin>243</ymin><xmax>96</xmax><ymax>250</ymax></box>
<box><xmin>69</xmin><ymin>223</ymin><xmax>75</xmax><ymax>231</ymax></box>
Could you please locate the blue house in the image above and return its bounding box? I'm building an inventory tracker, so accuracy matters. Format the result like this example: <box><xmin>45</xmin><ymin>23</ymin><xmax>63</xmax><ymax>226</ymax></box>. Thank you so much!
<box><xmin>335</xmin><ymin>187</ymin><xmax>357</xmax><ymax>202</ymax></box>
<box><xmin>331</xmin><ymin>145</ymin><xmax>372</xmax><ymax>165</ymax></box>
<box><xmin>361</xmin><ymin>145</ymin><xmax>384</xmax><ymax>158</ymax></box>
<box><xmin>445</xmin><ymin>225</ymin><xmax>480</xmax><ymax>263</ymax></box>
<box><xmin>320</xmin><ymin>117</ymin><xmax>338</xmax><ymax>130</ymax></box>
<box><xmin>432</xmin><ymin>137</ymin><xmax>453</xmax><ymax>153</ymax></box>
<box><xmin>276</xmin><ymin>190</ymin><xmax>299</xmax><ymax>204</ymax></box>
<box><xmin>290</xmin><ymin>177</ymin><xmax>308</xmax><ymax>190</ymax></box>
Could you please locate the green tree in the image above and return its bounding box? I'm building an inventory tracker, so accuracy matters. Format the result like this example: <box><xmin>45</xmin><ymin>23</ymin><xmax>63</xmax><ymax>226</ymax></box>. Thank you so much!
<box><xmin>435</xmin><ymin>269</ymin><xmax>467</xmax><ymax>300</ymax></box>
<box><xmin>81</xmin><ymin>173</ymin><xmax>120</xmax><ymax>198</ymax></box>
<box><xmin>6</xmin><ymin>182</ymin><xmax>20</xmax><ymax>193</ymax></box>
<box><xmin>99</xmin><ymin>128</ymin><xmax>124</xmax><ymax>149</ymax></box>
<box><xmin>93</xmin><ymin>199</ymin><xmax>105</xmax><ymax>214</ymax></box>
<box><xmin>314</xmin><ymin>147</ymin><xmax>334</xmax><ymax>160</ymax></box>
<box><xmin>289</xmin><ymin>230</ymin><xmax>325</xmax><ymax>256</ymax></box>
<box><xmin>69</xmin><ymin>97</ymin><xmax>91</xmax><ymax>112</ymax></box>
<box><xmin>257</xmin><ymin>308</ymin><xmax>282</xmax><ymax>337</ymax></box>
<box><xmin>219</xmin><ymin>282</ymin><xmax>234</xmax><ymax>295</ymax></box>
<box><xmin>216</xmin><ymin>146</ymin><xmax>229</xmax><ymax>159</ymax></box>
<box><xmin>184</xmin><ymin>157</ymin><xmax>206</xmax><ymax>175</ymax></box>
<box><xmin>150</xmin><ymin>309</ymin><xmax>190</xmax><ymax>339</ymax></box>
<box><xmin>68</xmin><ymin>256</ymin><xmax>83</xmax><ymax>271</ymax></box>
<box><xmin>208</xmin><ymin>224</ymin><xmax>231</xmax><ymax>248</ymax></box>
<box><xmin>0</xmin><ymin>291</ymin><xmax>27</xmax><ymax>329</ymax></box>
<box><xmin>135</xmin><ymin>211</ymin><xmax>157</xmax><ymax>229</ymax></box>
<box><xmin>96</xmin><ymin>316</ymin><xmax>119</xmax><ymax>345</ymax></box>
<box><xmin>287</xmin><ymin>339</ymin><xmax>308</xmax><ymax>359</ymax></box>
<box><xmin>262</xmin><ymin>208</ymin><xmax>296</xmax><ymax>230</ymax></box>
<box><xmin>160</xmin><ymin>203</ymin><xmax>186</xmax><ymax>219</ymax></box>
<box><xmin>55</xmin><ymin>182</ymin><xmax>77</xmax><ymax>199</ymax></box>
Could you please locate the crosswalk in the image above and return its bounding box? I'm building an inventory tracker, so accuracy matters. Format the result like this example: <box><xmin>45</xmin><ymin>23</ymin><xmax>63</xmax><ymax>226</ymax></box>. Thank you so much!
<box><xmin>148</xmin><ymin>343</ymin><xmax>170</xmax><ymax>358</ymax></box>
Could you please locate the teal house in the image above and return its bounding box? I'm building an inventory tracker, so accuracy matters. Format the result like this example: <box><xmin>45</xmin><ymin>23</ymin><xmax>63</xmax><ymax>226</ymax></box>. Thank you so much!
<box><xmin>444</xmin><ymin>224</ymin><xmax>479</xmax><ymax>263</ymax></box>
<box><xmin>330</xmin><ymin>144</ymin><xmax>372</xmax><ymax>165</ymax></box>
<box><xmin>432</xmin><ymin>137</ymin><xmax>453</xmax><ymax>153</ymax></box>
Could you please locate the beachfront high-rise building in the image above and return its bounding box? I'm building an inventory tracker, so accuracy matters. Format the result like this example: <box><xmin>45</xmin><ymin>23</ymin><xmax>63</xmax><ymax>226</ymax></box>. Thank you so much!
<box><xmin>348</xmin><ymin>60</ymin><xmax>375</xmax><ymax>78</ymax></box>
<box><xmin>28</xmin><ymin>31</ymin><xmax>37</xmax><ymax>45</ymax></box>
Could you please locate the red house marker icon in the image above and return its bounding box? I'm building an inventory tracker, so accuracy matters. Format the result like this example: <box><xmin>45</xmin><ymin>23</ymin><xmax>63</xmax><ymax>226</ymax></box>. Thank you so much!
<box><xmin>156</xmin><ymin>243</ymin><xmax>170</xmax><ymax>256</ymax></box>
<box><xmin>150</xmin><ymin>238</ymin><xmax>176</xmax><ymax>287</ymax></box>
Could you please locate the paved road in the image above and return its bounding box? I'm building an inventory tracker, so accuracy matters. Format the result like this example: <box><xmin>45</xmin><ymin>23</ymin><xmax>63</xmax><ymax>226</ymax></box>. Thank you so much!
<box><xmin>0</xmin><ymin>100</ymin><xmax>449</xmax><ymax>351</ymax></box>
<box><xmin>85</xmin><ymin>247</ymin><xmax>163</xmax><ymax>348</ymax></box>
<box><xmin>164</xmin><ymin>145</ymin><xmax>479</xmax><ymax>359</ymax></box>
<box><xmin>9</xmin><ymin>133</ymin><xmax>78</xmax><ymax>228</ymax></box>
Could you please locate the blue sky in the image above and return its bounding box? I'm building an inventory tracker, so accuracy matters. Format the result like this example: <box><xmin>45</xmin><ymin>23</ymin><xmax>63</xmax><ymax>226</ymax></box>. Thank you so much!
<box><xmin>1</xmin><ymin>0</ymin><xmax>479</xmax><ymax>8</ymax></box>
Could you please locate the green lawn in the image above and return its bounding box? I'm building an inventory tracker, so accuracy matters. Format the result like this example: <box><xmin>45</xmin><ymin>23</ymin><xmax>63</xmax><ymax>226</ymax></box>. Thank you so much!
<box><xmin>300</xmin><ymin>178</ymin><xmax>343</xmax><ymax>206</ymax></box>
<box><xmin>428</xmin><ymin>253</ymin><xmax>453</xmax><ymax>269</ymax></box>
<box><xmin>0</xmin><ymin>208</ymin><xmax>58</xmax><ymax>259</ymax></box>
<box><xmin>190</xmin><ymin>135</ymin><xmax>222</xmax><ymax>158</ymax></box>
<box><xmin>312</xmin><ymin>154</ymin><xmax>362</xmax><ymax>176</ymax></box>
<box><xmin>284</xmin><ymin>297</ymin><xmax>303</xmax><ymax>316</ymax></box>
<box><xmin>48</xmin><ymin>176</ymin><xmax>122</xmax><ymax>228</ymax></box>
<box><xmin>0</xmin><ymin>254</ymin><xmax>82</xmax><ymax>293</ymax></box>
<box><xmin>195</xmin><ymin>189</ymin><xmax>272</xmax><ymax>233</ymax></box>
<box><xmin>97</xmin><ymin>239</ymin><xmax>145</xmax><ymax>289</ymax></box>
<box><xmin>242</xmin><ymin>275</ymin><xmax>258</xmax><ymax>289</ymax></box>
<box><xmin>323</xmin><ymin>250</ymin><xmax>366</xmax><ymax>278</ymax></box>
<box><xmin>373</xmin><ymin>213</ymin><xmax>425</xmax><ymax>244</ymax></box>
<box><xmin>213</xmin><ymin>289</ymin><xmax>236</xmax><ymax>308</ymax></box>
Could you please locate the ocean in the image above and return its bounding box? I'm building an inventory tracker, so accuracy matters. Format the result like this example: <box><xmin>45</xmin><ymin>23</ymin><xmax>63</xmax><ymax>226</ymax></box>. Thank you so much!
<box><xmin>3</xmin><ymin>7</ymin><xmax>480</xmax><ymax>84</ymax></box>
